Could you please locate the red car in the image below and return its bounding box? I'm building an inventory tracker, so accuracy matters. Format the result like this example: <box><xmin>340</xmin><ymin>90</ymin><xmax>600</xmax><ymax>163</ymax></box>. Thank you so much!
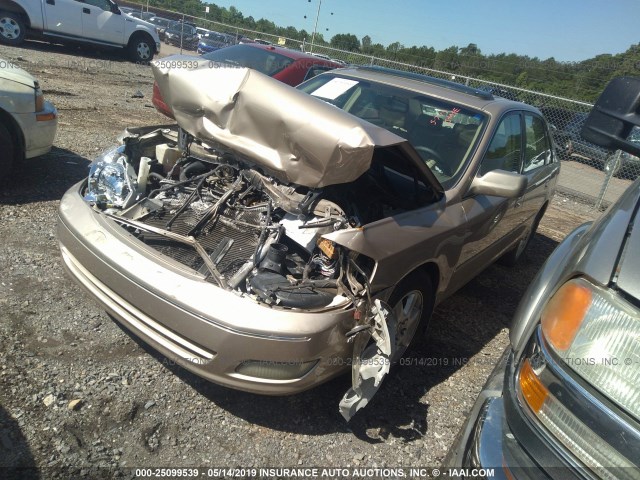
<box><xmin>152</xmin><ymin>44</ymin><xmax>343</xmax><ymax>118</ymax></box>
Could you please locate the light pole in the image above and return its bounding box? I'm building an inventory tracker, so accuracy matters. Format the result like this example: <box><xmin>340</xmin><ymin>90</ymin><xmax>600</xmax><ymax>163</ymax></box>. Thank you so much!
<box><xmin>310</xmin><ymin>0</ymin><xmax>321</xmax><ymax>53</ymax></box>
<box><xmin>305</xmin><ymin>0</ymin><xmax>332</xmax><ymax>53</ymax></box>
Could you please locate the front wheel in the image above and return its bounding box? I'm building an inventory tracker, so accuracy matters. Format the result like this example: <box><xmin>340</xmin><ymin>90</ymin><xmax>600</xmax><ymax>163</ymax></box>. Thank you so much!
<box><xmin>388</xmin><ymin>271</ymin><xmax>435</xmax><ymax>362</ymax></box>
<box><xmin>0</xmin><ymin>11</ymin><xmax>26</xmax><ymax>46</ymax></box>
<box><xmin>128</xmin><ymin>34</ymin><xmax>155</xmax><ymax>63</ymax></box>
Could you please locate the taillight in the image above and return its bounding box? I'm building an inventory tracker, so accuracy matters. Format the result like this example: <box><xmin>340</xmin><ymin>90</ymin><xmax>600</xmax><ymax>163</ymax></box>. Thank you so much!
<box><xmin>152</xmin><ymin>81</ymin><xmax>174</xmax><ymax>119</ymax></box>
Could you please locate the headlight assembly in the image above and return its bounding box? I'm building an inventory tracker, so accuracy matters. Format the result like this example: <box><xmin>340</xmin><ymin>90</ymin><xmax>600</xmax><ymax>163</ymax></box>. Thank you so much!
<box><xmin>84</xmin><ymin>146</ymin><xmax>139</xmax><ymax>209</ymax></box>
<box><xmin>515</xmin><ymin>277</ymin><xmax>639</xmax><ymax>480</ymax></box>
<box><xmin>540</xmin><ymin>278</ymin><xmax>639</xmax><ymax>419</ymax></box>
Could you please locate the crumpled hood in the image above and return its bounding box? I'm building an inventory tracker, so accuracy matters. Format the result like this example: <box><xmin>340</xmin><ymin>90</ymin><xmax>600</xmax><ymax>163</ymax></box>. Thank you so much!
<box><xmin>0</xmin><ymin>59</ymin><xmax>36</xmax><ymax>88</ymax></box>
<box><xmin>151</xmin><ymin>56</ymin><xmax>442</xmax><ymax>190</ymax></box>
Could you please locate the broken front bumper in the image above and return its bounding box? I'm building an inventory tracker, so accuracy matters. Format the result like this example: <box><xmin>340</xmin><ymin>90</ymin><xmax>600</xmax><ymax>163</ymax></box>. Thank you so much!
<box><xmin>57</xmin><ymin>181</ymin><xmax>355</xmax><ymax>395</ymax></box>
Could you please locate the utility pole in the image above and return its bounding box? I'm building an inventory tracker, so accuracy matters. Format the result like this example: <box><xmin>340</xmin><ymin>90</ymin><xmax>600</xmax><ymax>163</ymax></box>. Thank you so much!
<box><xmin>310</xmin><ymin>0</ymin><xmax>322</xmax><ymax>53</ymax></box>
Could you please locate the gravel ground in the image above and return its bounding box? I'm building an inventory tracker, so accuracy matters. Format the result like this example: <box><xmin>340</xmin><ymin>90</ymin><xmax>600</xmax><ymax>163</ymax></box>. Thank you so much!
<box><xmin>0</xmin><ymin>41</ymin><xmax>599</xmax><ymax>478</ymax></box>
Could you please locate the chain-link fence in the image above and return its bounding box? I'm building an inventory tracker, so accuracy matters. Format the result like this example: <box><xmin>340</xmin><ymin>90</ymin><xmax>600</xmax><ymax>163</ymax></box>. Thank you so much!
<box><xmin>120</xmin><ymin>1</ymin><xmax>638</xmax><ymax>209</ymax></box>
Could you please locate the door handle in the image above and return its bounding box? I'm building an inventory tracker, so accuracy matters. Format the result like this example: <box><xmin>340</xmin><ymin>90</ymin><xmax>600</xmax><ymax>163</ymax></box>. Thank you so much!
<box><xmin>83</xmin><ymin>7</ymin><xmax>90</xmax><ymax>14</ymax></box>
<box><xmin>46</xmin><ymin>0</ymin><xmax>55</xmax><ymax>4</ymax></box>
<box><xmin>515</xmin><ymin>196</ymin><xmax>524</xmax><ymax>208</ymax></box>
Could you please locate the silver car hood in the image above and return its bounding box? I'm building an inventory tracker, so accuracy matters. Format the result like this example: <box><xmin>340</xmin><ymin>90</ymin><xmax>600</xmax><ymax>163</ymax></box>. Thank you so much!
<box><xmin>151</xmin><ymin>57</ymin><xmax>443</xmax><ymax>191</ymax></box>
<box><xmin>615</xmin><ymin>184</ymin><xmax>640</xmax><ymax>301</ymax></box>
<box><xmin>0</xmin><ymin>58</ymin><xmax>36</xmax><ymax>88</ymax></box>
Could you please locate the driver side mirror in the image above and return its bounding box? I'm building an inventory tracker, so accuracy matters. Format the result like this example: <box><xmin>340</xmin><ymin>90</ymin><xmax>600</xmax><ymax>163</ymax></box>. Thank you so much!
<box><xmin>110</xmin><ymin>1</ymin><xmax>121</xmax><ymax>14</ymax></box>
<box><xmin>581</xmin><ymin>76</ymin><xmax>640</xmax><ymax>157</ymax></box>
<box><xmin>468</xmin><ymin>170</ymin><xmax>527</xmax><ymax>198</ymax></box>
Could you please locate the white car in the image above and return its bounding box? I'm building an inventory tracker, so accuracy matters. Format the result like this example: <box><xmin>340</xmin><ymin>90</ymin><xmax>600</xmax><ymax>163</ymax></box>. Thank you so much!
<box><xmin>0</xmin><ymin>58</ymin><xmax>58</xmax><ymax>181</ymax></box>
<box><xmin>0</xmin><ymin>0</ymin><xmax>161</xmax><ymax>62</ymax></box>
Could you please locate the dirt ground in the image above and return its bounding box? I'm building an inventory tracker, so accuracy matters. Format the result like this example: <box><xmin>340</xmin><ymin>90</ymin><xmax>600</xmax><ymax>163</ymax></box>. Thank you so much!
<box><xmin>0</xmin><ymin>40</ymin><xmax>598</xmax><ymax>478</ymax></box>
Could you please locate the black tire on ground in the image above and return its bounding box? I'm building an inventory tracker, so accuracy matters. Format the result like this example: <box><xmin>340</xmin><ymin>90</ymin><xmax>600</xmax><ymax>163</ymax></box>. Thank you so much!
<box><xmin>501</xmin><ymin>205</ymin><xmax>546</xmax><ymax>266</ymax></box>
<box><xmin>0</xmin><ymin>123</ymin><xmax>15</xmax><ymax>184</ymax></box>
<box><xmin>388</xmin><ymin>270</ymin><xmax>435</xmax><ymax>362</ymax></box>
<box><xmin>128</xmin><ymin>33</ymin><xmax>155</xmax><ymax>63</ymax></box>
<box><xmin>0</xmin><ymin>11</ymin><xmax>26</xmax><ymax>46</ymax></box>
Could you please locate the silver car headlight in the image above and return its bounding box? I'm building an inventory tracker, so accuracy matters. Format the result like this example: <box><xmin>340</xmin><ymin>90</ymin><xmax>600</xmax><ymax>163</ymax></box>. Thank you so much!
<box><xmin>84</xmin><ymin>146</ymin><xmax>138</xmax><ymax>209</ymax></box>
<box><xmin>540</xmin><ymin>278</ymin><xmax>639</xmax><ymax>419</ymax></box>
<box><xmin>514</xmin><ymin>278</ymin><xmax>639</xmax><ymax>480</ymax></box>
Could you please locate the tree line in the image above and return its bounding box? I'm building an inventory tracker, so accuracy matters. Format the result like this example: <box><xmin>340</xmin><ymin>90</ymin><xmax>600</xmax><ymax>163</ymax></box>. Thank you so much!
<box><xmin>131</xmin><ymin>0</ymin><xmax>640</xmax><ymax>102</ymax></box>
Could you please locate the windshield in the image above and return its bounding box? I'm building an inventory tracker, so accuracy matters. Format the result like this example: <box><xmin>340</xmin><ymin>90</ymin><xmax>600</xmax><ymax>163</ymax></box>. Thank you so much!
<box><xmin>202</xmin><ymin>45</ymin><xmax>294</xmax><ymax>77</ymax></box>
<box><xmin>297</xmin><ymin>73</ymin><xmax>486</xmax><ymax>187</ymax></box>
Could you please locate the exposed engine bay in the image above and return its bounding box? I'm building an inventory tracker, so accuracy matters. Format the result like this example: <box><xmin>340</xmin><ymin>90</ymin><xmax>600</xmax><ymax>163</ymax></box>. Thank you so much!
<box><xmin>80</xmin><ymin>123</ymin><xmax>440</xmax><ymax>420</ymax></box>
<box><xmin>82</xmin><ymin>126</ymin><xmax>430</xmax><ymax>311</ymax></box>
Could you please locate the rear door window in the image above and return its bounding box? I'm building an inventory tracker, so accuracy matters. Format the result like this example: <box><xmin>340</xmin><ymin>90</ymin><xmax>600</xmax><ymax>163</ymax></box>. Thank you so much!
<box><xmin>523</xmin><ymin>113</ymin><xmax>552</xmax><ymax>172</ymax></box>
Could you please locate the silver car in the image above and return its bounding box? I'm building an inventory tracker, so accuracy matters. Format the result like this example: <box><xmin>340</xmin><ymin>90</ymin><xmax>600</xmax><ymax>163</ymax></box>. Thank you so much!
<box><xmin>0</xmin><ymin>58</ymin><xmax>58</xmax><ymax>182</ymax></box>
<box><xmin>58</xmin><ymin>62</ymin><xmax>558</xmax><ymax>419</ymax></box>
<box><xmin>446</xmin><ymin>76</ymin><xmax>640</xmax><ymax>478</ymax></box>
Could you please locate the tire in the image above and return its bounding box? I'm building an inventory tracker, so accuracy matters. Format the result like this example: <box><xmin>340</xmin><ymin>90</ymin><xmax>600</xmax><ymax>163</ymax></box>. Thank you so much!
<box><xmin>0</xmin><ymin>11</ymin><xmax>26</xmax><ymax>46</ymax></box>
<box><xmin>0</xmin><ymin>123</ymin><xmax>15</xmax><ymax>184</ymax></box>
<box><xmin>501</xmin><ymin>206</ymin><xmax>546</xmax><ymax>266</ymax></box>
<box><xmin>388</xmin><ymin>271</ymin><xmax>435</xmax><ymax>362</ymax></box>
<box><xmin>128</xmin><ymin>34</ymin><xmax>155</xmax><ymax>63</ymax></box>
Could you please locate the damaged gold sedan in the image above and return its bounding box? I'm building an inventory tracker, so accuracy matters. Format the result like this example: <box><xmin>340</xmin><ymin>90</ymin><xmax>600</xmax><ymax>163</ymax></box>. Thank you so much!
<box><xmin>57</xmin><ymin>59</ymin><xmax>559</xmax><ymax>420</ymax></box>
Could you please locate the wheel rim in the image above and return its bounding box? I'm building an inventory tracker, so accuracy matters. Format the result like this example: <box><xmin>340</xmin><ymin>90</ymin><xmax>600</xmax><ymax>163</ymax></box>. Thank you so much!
<box><xmin>392</xmin><ymin>290</ymin><xmax>423</xmax><ymax>358</ymax></box>
<box><xmin>0</xmin><ymin>17</ymin><xmax>20</xmax><ymax>40</ymax></box>
<box><xmin>136</xmin><ymin>42</ymin><xmax>151</xmax><ymax>60</ymax></box>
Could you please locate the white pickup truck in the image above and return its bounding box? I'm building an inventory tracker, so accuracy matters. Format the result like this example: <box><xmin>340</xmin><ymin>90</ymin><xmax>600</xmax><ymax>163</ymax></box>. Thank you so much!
<box><xmin>0</xmin><ymin>0</ymin><xmax>160</xmax><ymax>62</ymax></box>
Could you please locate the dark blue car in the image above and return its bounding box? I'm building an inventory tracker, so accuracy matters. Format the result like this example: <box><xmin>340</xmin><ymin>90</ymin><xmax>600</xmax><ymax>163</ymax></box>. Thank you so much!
<box><xmin>197</xmin><ymin>32</ymin><xmax>235</xmax><ymax>55</ymax></box>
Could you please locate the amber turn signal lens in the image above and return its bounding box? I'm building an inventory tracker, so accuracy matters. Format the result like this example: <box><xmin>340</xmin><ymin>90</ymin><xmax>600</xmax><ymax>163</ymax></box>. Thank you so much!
<box><xmin>317</xmin><ymin>237</ymin><xmax>337</xmax><ymax>259</ymax></box>
<box><xmin>519</xmin><ymin>358</ymin><xmax>548</xmax><ymax>413</ymax></box>
<box><xmin>540</xmin><ymin>280</ymin><xmax>592</xmax><ymax>351</ymax></box>
<box><xmin>36</xmin><ymin>112</ymin><xmax>56</xmax><ymax>122</ymax></box>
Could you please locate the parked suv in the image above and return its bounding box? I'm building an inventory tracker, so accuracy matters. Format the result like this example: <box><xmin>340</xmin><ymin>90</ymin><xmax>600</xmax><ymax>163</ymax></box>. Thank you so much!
<box><xmin>58</xmin><ymin>64</ymin><xmax>559</xmax><ymax>420</ymax></box>
<box><xmin>0</xmin><ymin>0</ymin><xmax>161</xmax><ymax>62</ymax></box>
<box><xmin>146</xmin><ymin>16</ymin><xmax>173</xmax><ymax>42</ymax></box>
<box><xmin>553</xmin><ymin>112</ymin><xmax>613</xmax><ymax>166</ymax></box>
<box><xmin>163</xmin><ymin>21</ymin><xmax>198</xmax><ymax>50</ymax></box>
